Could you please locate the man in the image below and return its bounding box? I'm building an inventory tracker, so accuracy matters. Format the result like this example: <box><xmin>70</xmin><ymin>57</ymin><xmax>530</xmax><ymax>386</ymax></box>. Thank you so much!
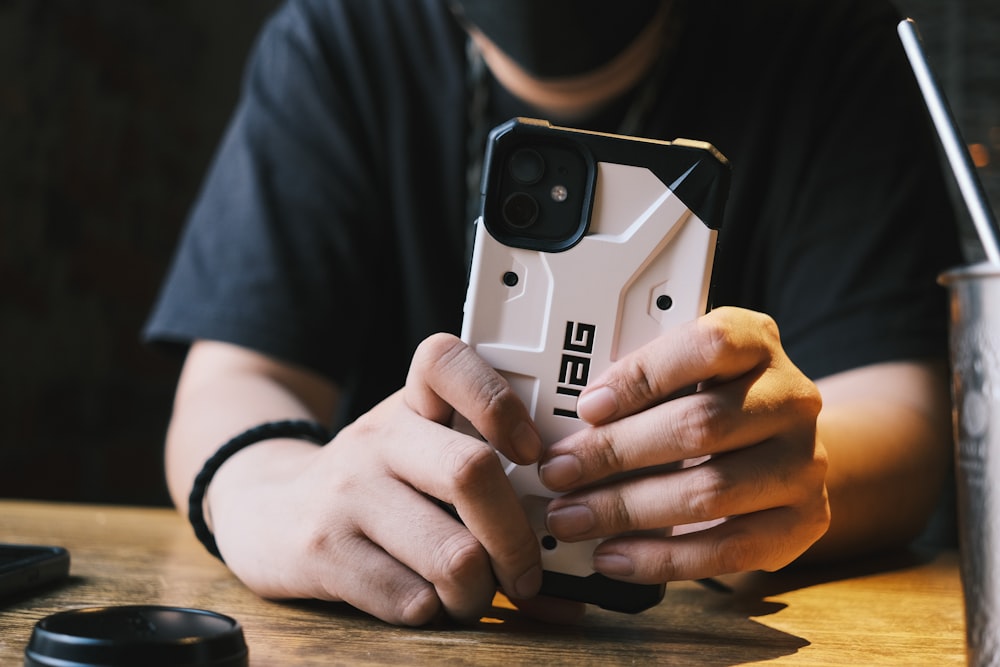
<box><xmin>146</xmin><ymin>0</ymin><xmax>961</xmax><ymax>625</ymax></box>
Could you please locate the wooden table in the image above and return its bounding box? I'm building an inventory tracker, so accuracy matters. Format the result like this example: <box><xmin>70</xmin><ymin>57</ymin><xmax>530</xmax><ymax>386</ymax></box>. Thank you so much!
<box><xmin>0</xmin><ymin>500</ymin><xmax>967</xmax><ymax>666</ymax></box>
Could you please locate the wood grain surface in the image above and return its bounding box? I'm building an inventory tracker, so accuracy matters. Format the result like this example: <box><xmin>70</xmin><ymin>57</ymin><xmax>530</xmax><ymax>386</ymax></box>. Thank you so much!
<box><xmin>0</xmin><ymin>501</ymin><xmax>967</xmax><ymax>666</ymax></box>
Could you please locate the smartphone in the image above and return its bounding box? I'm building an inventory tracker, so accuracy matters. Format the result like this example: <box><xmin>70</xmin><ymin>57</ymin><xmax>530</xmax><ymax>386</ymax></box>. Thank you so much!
<box><xmin>0</xmin><ymin>543</ymin><xmax>70</xmax><ymax>601</ymax></box>
<box><xmin>459</xmin><ymin>118</ymin><xmax>730</xmax><ymax>612</ymax></box>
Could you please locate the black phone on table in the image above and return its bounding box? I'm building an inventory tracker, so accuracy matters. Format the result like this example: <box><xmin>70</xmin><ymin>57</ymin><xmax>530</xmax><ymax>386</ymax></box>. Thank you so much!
<box><xmin>0</xmin><ymin>543</ymin><xmax>70</xmax><ymax>601</ymax></box>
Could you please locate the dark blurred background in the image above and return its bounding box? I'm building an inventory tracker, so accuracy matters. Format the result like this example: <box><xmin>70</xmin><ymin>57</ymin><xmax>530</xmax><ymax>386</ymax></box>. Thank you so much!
<box><xmin>1</xmin><ymin>0</ymin><xmax>997</xmax><ymax>507</ymax></box>
<box><xmin>1</xmin><ymin>0</ymin><xmax>282</xmax><ymax>505</ymax></box>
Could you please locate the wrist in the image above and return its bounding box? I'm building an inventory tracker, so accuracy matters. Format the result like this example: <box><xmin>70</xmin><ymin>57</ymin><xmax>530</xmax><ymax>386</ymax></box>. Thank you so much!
<box><xmin>189</xmin><ymin>420</ymin><xmax>331</xmax><ymax>561</ymax></box>
<box><xmin>206</xmin><ymin>436</ymin><xmax>322</xmax><ymax>524</ymax></box>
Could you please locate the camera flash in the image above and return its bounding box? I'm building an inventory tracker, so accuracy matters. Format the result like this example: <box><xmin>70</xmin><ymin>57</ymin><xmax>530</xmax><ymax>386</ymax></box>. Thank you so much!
<box><xmin>550</xmin><ymin>185</ymin><xmax>568</xmax><ymax>202</ymax></box>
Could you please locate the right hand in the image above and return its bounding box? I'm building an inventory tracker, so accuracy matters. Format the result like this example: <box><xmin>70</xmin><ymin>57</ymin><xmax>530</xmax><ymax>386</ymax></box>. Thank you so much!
<box><xmin>207</xmin><ymin>333</ymin><xmax>544</xmax><ymax>625</ymax></box>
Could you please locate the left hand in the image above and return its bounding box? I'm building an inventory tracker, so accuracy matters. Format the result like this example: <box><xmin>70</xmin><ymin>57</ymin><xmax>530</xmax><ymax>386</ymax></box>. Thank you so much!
<box><xmin>539</xmin><ymin>306</ymin><xmax>831</xmax><ymax>584</ymax></box>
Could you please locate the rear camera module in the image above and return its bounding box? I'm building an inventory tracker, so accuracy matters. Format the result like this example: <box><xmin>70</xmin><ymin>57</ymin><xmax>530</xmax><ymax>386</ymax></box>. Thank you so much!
<box><xmin>485</xmin><ymin>130</ymin><xmax>592</xmax><ymax>252</ymax></box>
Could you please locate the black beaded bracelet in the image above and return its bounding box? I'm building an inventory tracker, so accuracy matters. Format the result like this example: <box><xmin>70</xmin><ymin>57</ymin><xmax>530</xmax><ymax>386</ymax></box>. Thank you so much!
<box><xmin>188</xmin><ymin>419</ymin><xmax>331</xmax><ymax>561</ymax></box>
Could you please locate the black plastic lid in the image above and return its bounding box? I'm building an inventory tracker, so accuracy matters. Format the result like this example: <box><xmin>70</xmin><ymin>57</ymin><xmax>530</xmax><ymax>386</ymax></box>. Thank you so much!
<box><xmin>24</xmin><ymin>605</ymin><xmax>248</xmax><ymax>667</ymax></box>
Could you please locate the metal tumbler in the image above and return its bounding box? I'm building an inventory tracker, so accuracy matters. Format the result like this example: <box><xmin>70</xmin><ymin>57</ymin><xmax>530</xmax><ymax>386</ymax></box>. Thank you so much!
<box><xmin>940</xmin><ymin>262</ymin><xmax>1000</xmax><ymax>667</ymax></box>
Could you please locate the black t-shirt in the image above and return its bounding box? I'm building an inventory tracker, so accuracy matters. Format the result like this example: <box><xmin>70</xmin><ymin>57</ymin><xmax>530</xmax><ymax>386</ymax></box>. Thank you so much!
<box><xmin>145</xmin><ymin>0</ymin><xmax>963</xmax><ymax>427</ymax></box>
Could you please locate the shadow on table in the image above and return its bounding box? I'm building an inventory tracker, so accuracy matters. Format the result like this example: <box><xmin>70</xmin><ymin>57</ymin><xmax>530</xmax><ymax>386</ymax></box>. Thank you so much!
<box><xmin>0</xmin><ymin>574</ymin><xmax>82</xmax><ymax>610</ymax></box>
<box><xmin>280</xmin><ymin>581</ymin><xmax>804</xmax><ymax>666</ymax></box>
<box><xmin>268</xmin><ymin>548</ymin><xmax>944</xmax><ymax>665</ymax></box>
<box><xmin>723</xmin><ymin>545</ymin><xmax>941</xmax><ymax>600</ymax></box>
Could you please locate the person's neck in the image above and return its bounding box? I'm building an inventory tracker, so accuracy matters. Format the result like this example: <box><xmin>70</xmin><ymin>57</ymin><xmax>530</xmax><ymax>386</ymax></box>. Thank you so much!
<box><xmin>470</xmin><ymin>2</ymin><xmax>672</xmax><ymax>122</ymax></box>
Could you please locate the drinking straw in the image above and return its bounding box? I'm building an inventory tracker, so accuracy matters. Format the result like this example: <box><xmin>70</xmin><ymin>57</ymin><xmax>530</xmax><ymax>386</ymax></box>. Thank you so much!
<box><xmin>898</xmin><ymin>18</ymin><xmax>1000</xmax><ymax>265</ymax></box>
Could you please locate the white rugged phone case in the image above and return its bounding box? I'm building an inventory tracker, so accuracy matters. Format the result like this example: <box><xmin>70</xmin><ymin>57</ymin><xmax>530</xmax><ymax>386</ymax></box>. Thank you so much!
<box><xmin>460</xmin><ymin>119</ymin><xmax>729</xmax><ymax>612</ymax></box>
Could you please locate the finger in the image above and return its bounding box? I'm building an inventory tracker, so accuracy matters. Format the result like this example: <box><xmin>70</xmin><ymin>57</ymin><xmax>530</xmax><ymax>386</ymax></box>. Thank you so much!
<box><xmin>546</xmin><ymin>438</ymin><xmax>828</xmax><ymax>542</ymax></box>
<box><xmin>590</xmin><ymin>503</ymin><xmax>831</xmax><ymax>584</ymax></box>
<box><xmin>406</xmin><ymin>332</ymin><xmax>542</xmax><ymax>464</ymax></box>
<box><xmin>296</xmin><ymin>532</ymin><xmax>444</xmax><ymax>627</ymax></box>
<box><xmin>576</xmin><ymin>308</ymin><xmax>787</xmax><ymax>425</ymax></box>
<box><xmin>541</xmin><ymin>370</ymin><xmax>820</xmax><ymax>491</ymax></box>
<box><xmin>383</xmin><ymin>414</ymin><xmax>542</xmax><ymax>602</ymax></box>
<box><xmin>358</xmin><ymin>480</ymin><xmax>498</xmax><ymax>623</ymax></box>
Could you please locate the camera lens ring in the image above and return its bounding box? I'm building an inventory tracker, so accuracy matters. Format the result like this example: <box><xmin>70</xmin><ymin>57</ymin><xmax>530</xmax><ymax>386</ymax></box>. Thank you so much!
<box><xmin>509</xmin><ymin>148</ymin><xmax>545</xmax><ymax>185</ymax></box>
<box><xmin>502</xmin><ymin>192</ymin><xmax>540</xmax><ymax>229</ymax></box>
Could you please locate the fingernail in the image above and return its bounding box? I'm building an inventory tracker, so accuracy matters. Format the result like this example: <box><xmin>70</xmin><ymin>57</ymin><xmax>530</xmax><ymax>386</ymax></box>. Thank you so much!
<box><xmin>576</xmin><ymin>386</ymin><xmax>618</xmax><ymax>423</ymax></box>
<box><xmin>593</xmin><ymin>552</ymin><xmax>635</xmax><ymax>577</ymax></box>
<box><xmin>514</xmin><ymin>564</ymin><xmax>542</xmax><ymax>599</ymax></box>
<box><xmin>511</xmin><ymin>421</ymin><xmax>542</xmax><ymax>462</ymax></box>
<box><xmin>539</xmin><ymin>454</ymin><xmax>582</xmax><ymax>489</ymax></box>
<box><xmin>546</xmin><ymin>505</ymin><xmax>595</xmax><ymax>539</ymax></box>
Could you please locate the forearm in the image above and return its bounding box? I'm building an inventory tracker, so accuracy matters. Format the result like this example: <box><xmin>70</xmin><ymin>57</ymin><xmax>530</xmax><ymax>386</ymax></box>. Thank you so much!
<box><xmin>805</xmin><ymin>360</ymin><xmax>952</xmax><ymax>560</ymax></box>
<box><xmin>165</xmin><ymin>340</ymin><xmax>339</xmax><ymax>513</ymax></box>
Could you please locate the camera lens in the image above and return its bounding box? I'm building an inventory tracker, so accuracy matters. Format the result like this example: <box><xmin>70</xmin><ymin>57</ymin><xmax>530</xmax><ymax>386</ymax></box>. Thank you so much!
<box><xmin>509</xmin><ymin>148</ymin><xmax>545</xmax><ymax>185</ymax></box>
<box><xmin>502</xmin><ymin>192</ymin><xmax>539</xmax><ymax>229</ymax></box>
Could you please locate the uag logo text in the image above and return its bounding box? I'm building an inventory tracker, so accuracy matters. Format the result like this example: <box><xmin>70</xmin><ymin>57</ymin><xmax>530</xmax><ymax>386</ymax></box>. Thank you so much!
<box><xmin>553</xmin><ymin>321</ymin><xmax>596</xmax><ymax>419</ymax></box>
